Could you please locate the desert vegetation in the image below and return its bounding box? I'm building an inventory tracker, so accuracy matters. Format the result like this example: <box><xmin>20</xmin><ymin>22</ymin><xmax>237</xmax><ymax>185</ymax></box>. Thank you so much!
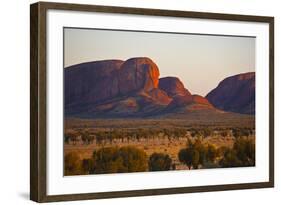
<box><xmin>64</xmin><ymin>119</ymin><xmax>255</xmax><ymax>176</ymax></box>
<box><xmin>149</xmin><ymin>153</ymin><xmax>173</xmax><ymax>171</ymax></box>
<box><xmin>178</xmin><ymin>136</ymin><xmax>255</xmax><ymax>169</ymax></box>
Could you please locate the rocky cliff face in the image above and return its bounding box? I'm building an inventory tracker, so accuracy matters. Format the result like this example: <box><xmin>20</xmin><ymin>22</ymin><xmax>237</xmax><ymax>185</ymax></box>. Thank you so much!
<box><xmin>206</xmin><ymin>72</ymin><xmax>255</xmax><ymax>115</ymax></box>
<box><xmin>64</xmin><ymin>60</ymin><xmax>124</xmax><ymax>106</ymax></box>
<box><xmin>65</xmin><ymin>57</ymin><xmax>250</xmax><ymax>118</ymax></box>
<box><xmin>118</xmin><ymin>58</ymin><xmax>160</xmax><ymax>95</ymax></box>
<box><xmin>65</xmin><ymin>57</ymin><xmax>160</xmax><ymax>104</ymax></box>
<box><xmin>65</xmin><ymin>57</ymin><xmax>173</xmax><ymax>117</ymax></box>
<box><xmin>159</xmin><ymin>77</ymin><xmax>191</xmax><ymax>97</ymax></box>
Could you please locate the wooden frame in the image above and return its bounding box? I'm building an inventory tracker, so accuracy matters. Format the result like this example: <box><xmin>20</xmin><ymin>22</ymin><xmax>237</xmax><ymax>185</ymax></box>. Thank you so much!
<box><xmin>30</xmin><ymin>1</ymin><xmax>274</xmax><ymax>202</ymax></box>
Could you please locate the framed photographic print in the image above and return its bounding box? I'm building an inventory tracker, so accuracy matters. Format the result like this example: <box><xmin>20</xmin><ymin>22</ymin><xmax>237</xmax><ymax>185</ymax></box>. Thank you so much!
<box><xmin>30</xmin><ymin>1</ymin><xmax>274</xmax><ymax>202</ymax></box>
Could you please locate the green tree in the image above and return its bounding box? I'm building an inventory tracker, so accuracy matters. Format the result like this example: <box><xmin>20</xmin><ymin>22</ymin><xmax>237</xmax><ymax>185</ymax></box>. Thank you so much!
<box><xmin>90</xmin><ymin>146</ymin><xmax>147</xmax><ymax>174</ymax></box>
<box><xmin>219</xmin><ymin>137</ymin><xmax>255</xmax><ymax>167</ymax></box>
<box><xmin>219</xmin><ymin>148</ymin><xmax>242</xmax><ymax>167</ymax></box>
<box><xmin>178</xmin><ymin>148</ymin><xmax>200</xmax><ymax>169</ymax></box>
<box><xmin>178</xmin><ymin>139</ymin><xmax>218</xmax><ymax>169</ymax></box>
<box><xmin>193</xmin><ymin>138</ymin><xmax>207</xmax><ymax>165</ymax></box>
<box><xmin>191</xmin><ymin>149</ymin><xmax>200</xmax><ymax>169</ymax></box>
<box><xmin>91</xmin><ymin>147</ymin><xmax>124</xmax><ymax>174</ymax></box>
<box><xmin>148</xmin><ymin>153</ymin><xmax>172</xmax><ymax>171</ymax></box>
<box><xmin>118</xmin><ymin>146</ymin><xmax>148</xmax><ymax>172</ymax></box>
<box><xmin>206</xmin><ymin>144</ymin><xmax>218</xmax><ymax>162</ymax></box>
<box><xmin>233</xmin><ymin>137</ymin><xmax>255</xmax><ymax>166</ymax></box>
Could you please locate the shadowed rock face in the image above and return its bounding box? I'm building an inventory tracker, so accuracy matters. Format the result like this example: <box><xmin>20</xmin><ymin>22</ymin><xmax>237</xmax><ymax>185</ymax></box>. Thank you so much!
<box><xmin>159</xmin><ymin>77</ymin><xmax>191</xmax><ymax>97</ymax></box>
<box><xmin>147</xmin><ymin>89</ymin><xmax>172</xmax><ymax>105</ymax></box>
<box><xmin>206</xmin><ymin>72</ymin><xmax>255</xmax><ymax>115</ymax></box>
<box><xmin>65</xmin><ymin>57</ymin><xmax>172</xmax><ymax>117</ymax></box>
<box><xmin>64</xmin><ymin>57</ymin><xmax>252</xmax><ymax>118</ymax></box>
<box><xmin>167</xmin><ymin>94</ymin><xmax>193</xmax><ymax>108</ymax></box>
<box><xmin>158</xmin><ymin>77</ymin><xmax>214</xmax><ymax>112</ymax></box>
<box><xmin>65</xmin><ymin>57</ymin><xmax>160</xmax><ymax>106</ymax></box>
<box><xmin>64</xmin><ymin>60</ymin><xmax>124</xmax><ymax>106</ymax></box>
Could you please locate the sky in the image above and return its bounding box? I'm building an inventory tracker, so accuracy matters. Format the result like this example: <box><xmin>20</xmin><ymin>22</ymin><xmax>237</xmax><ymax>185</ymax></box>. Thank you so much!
<box><xmin>64</xmin><ymin>28</ymin><xmax>255</xmax><ymax>96</ymax></box>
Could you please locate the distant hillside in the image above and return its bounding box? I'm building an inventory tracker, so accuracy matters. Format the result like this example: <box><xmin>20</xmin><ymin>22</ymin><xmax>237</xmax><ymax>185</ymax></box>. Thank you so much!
<box><xmin>206</xmin><ymin>72</ymin><xmax>255</xmax><ymax>115</ymax></box>
<box><xmin>64</xmin><ymin>57</ymin><xmax>221</xmax><ymax>118</ymax></box>
<box><xmin>64</xmin><ymin>57</ymin><xmax>254</xmax><ymax>118</ymax></box>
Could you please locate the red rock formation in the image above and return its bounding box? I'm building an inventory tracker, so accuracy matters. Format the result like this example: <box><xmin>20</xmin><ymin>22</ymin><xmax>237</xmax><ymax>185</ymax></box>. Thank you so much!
<box><xmin>192</xmin><ymin>95</ymin><xmax>212</xmax><ymax>106</ymax></box>
<box><xmin>64</xmin><ymin>60</ymin><xmax>124</xmax><ymax>106</ymax></box>
<box><xmin>167</xmin><ymin>94</ymin><xmax>193</xmax><ymax>108</ymax></box>
<box><xmin>158</xmin><ymin>77</ymin><xmax>214</xmax><ymax>111</ymax></box>
<box><xmin>147</xmin><ymin>89</ymin><xmax>172</xmax><ymax>105</ymax></box>
<box><xmin>206</xmin><ymin>72</ymin><xmax>255</xmax><ymax>114</ymax></box>
<box><xmin>118</xmin><ymin>57</ymin><xmax>160</xmax><ymax>95</ymax></box>
<box><xmin>159</xmin><ymin>77</ymin><xmax>191</xmax><ymax>97</ymax></box>
<box><xmin>65</xmin><ymin>57</ymin><xmax>160</xmax><ymax>106</ymax></box>
<box><xmin>64</xmin><ymin>57</ymin><xmax>234</xmax><ymax>118</ymax></box>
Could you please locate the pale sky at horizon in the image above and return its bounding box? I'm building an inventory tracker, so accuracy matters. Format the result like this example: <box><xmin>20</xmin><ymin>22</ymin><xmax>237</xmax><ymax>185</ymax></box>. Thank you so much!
<box><xmin>64</xmin><ymin>28</ymin><xmax>255</xmax><ymax>96</ymax></box>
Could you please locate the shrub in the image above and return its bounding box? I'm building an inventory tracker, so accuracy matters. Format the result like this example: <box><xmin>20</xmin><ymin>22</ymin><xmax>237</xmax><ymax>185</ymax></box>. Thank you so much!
<box><xmin>232</xmin><ymin>128</ymin><xmax>252</xmax><ymax>138</ymax></box>
<box><xmin>64</xmin><ymin>135</ymin><xmax>71</xmax><ymax>144</ymax></box>
<box><xmin>118</xmin><ymin>146</ymin><xmax>148</xmax><ymax>172</ymax></box>
<box><xmin>232</xmin><ymin>128</ymin><xmax>240</xmax><ymax>138</ymax></box>
<box><xmin>81</xmin><ymin>158</ymin><xmax>93</xmax><ymax>174</ymax></box>
<box><xmin>221</xmin><ymin>130</ymin><xmax>228</xmax><ymax>137</ymax></box>
<box><xmin>91</xmin><ymin>147</ymin><xmax>124</xmax><ymax>174</ymax></box>
<box><xmin>90</xmin><ymin>146</ymin><xmax>147</xmax><ymax>174</ymax></box>
<box><xmin>202</xmin><ymin>128</ymin><xmax>213</xmax><ymax>137</ymax></box>
<box><xmin>149</xmin><ymin>153</ymin><xmax>172</xmax><ymax>171</ymax></box>
<box><xmin>179</xmin><ymin>148</ymin><xmax>200</xmax><ymax>169</ymax></box>
<box><xmin>233</xmin><ymin>137</ymin><xmax>255</xmax><ymax>166</ymax></box>
<box><xmin>191</xmin><ymin>149</ymin><xmax>200</xmax><ymax>169</ymax></box>
<box><xmin>219</xmin><ymin>148</ymin><xmax>242</xmax><ymax>167</ymax></box>
<box><xmin>217</xmin><ymin>146</ymin><xmax>229</xmax><ymax>158</ymax></box>
<box><xmin>64</xmin><ymin>152</ymin><xmax>81</xmax><ymax>175</ymax></box>
<box><xmin>178</xmin><ymin>148</ymin><xmax>193</xmax><ymax>169</ymax></box>
<box><xmin>64</xmin><ymin>131</ymin><xmax>79</xmax><ymax>144</ymax></box>
<box><xmin>80</xmin><ymin>131</ymin><xmax>92</xmax><ymax>145</ymax></box>
<box><xmin>178</xmin><ymin>139</ymin><xmax>218</xmax><ymax>169</ymax></box>
<box><xmin>219</xmin><ymin>137</ymin><xmax>255</xmax><ymax>167</ymax></box>
<box><xmin>193</xmin><ymin>138</ymin><xmax>207</xmax><ymax>165</ymax></box>
<box><xmin>206</xmin><ymin>144</ymin><xmax>218</xmax><ymax>162</ymax></box>
<box><xmin>190</xmin><ymin>129</ymin><xmax>200</xmax><ymax>138</ymax></box>
<box><xmin>174</xmin><ymin>128</ymin><xmax>186</xmax><ymax>138</ymax></box>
